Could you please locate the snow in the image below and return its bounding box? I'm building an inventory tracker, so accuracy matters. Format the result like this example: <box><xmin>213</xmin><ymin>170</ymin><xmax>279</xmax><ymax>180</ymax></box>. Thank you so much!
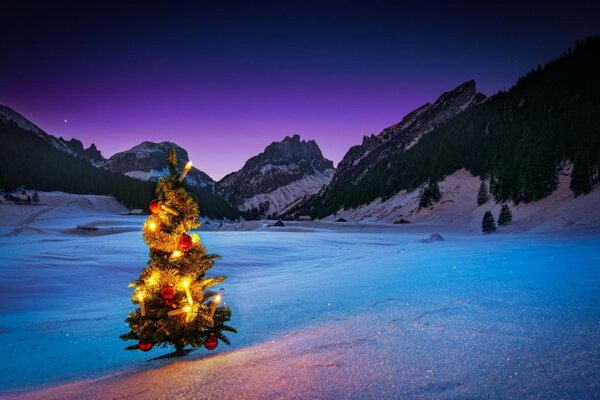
<box><xmin>240</xmin><ymin>169</ymin><xmax>334</xmax><ymax>216</ymax></box>
<box><xmin>328</xmin><ymin>168</ymin><xmax>600</xmax><ymax>233</ymax></box>
<box><xmin>1</xmin><ymin>191</ymin><xmax>599</xmax><ymax>399</ymax></box>
<box><xmin>124</xmin><ymin>169</ymin><xmax>169</xmax><ymax>181</ymax></box>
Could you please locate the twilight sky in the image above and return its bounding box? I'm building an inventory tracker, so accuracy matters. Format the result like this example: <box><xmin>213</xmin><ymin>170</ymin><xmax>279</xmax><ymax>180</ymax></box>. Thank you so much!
<box><xmin>1</xmin><ymin>1</ymin><xmax>599</xmax><ymax>180</ymax></box>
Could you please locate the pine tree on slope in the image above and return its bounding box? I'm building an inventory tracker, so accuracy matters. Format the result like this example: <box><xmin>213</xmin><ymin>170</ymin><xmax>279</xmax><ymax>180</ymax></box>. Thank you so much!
<box><xmin>482</xmin><ymin>210</ymin><xmax>497</xmax><ymax>233</ymax></box>
<box><xmin>498</xmin><ymin>204</ymin><xmax>513</xmax><ymax>226</ymax></box>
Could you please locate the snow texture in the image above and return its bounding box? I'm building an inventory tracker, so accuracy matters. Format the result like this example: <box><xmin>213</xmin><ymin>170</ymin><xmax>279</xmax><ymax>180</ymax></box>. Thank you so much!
<box><xmin>0</xmin><ymin>191</ymin><xmax>599</xmax><ymax>399</ymax></box>
<box><xmin>241</xmin><ymin>169</ymin><xmax>334</xmax><ymax>216</ymax></box>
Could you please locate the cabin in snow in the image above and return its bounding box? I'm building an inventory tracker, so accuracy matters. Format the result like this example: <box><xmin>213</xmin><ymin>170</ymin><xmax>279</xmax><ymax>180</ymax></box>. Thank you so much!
<box><xmin>297</xmin><ymin>215</ymin><xmax>312</xmax><ymax>221</ymax></box>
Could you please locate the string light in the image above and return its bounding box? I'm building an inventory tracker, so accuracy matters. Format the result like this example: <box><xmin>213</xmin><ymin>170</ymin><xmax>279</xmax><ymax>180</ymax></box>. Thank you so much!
<box><xmin>170</xmin><ymin>250</ymin><xmax>183</xmax><ymax>261</ymax></box>
<box><xmin>178</xmin><ymin>161</ymin><xmax>193</xmax><ymax>182</ymax></box>
<box><xmin>137</xmin><ymin>292</ymin><xmax>146</xmax><ymax>316</ymax></box>
<box><xmin>146</xmin><ymin>220</ymin><xmax>157</xmax><ymax>232</ymax></box>
<box><xmin>209</xmin><ymin>294</ymin><xmax>221</xmax><ymax>318</ymax></box>
<box><xmin>183</xmin><ymin>279</ymin><xmax>193</xmax><ymax>304</ymax></box>
<box><xmin>167</xmin><ymin>305</ymin><xmax>192</xmax><ymax>317</ymax></box>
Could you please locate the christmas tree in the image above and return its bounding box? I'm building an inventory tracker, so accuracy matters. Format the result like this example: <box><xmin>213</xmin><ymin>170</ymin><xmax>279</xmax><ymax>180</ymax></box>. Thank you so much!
<box><xmin>120</xmin><ymin>149</ymin><xmax>235</xmax><ymax>355</ymax></box>
<box><xmin>498</xmin><ymin>203</ymin><xmax>513</xmax><ymax>226</ymax></box>
<box><xmin>482</xmin><ymin>210</ymin><xmax>497</xmax><ymax>233</ymax></box>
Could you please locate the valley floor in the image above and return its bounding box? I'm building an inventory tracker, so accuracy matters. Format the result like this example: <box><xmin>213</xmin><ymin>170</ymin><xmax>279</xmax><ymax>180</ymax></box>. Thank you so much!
<box><xmin>0</xmin><ymin>193</ymin><xmax>599</xmax><ymax>399</ymax></box>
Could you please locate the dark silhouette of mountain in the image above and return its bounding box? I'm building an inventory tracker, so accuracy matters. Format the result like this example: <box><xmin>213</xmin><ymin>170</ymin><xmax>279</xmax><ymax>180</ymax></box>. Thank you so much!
<box><xmin>285</xmin><ymin>37</ymin><xmax>600</xmax><ymax>219</ymax></box>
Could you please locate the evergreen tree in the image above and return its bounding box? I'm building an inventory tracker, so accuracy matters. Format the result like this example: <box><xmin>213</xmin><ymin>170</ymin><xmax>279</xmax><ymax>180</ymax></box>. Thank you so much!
<box><xmin>482</xmin><ymin>210</ymin><xmax>497</xmax><ymax>233</ymax></box>
<box><xmin>498</xmin><ymin>203</ymin><xmax>513</xmax><ymax>226</ymax></box>
<box><xmin>121</xmin><ymin>149</ymin><xmax>236</xmax><ymax>355</ymax></box>
<box><xmin>477</xmin><ymin>181</ymin><xmax>489</xmax><ymax>205</ymax></box>
<box><xmin>419</xmin><ymin>181</ymin><xmax>442</xmax><ymax>208</ymax></box>
<box><xmin>32</xmin><ymin>190</ymin><xmax>40</xmax><ymax>203</ymax></box>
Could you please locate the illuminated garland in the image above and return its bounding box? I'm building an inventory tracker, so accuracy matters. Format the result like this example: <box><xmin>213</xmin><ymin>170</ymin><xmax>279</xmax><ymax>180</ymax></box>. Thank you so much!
<box><xmin>120</xmin><ymin>149</ymin><xmax>236</xmax><ymax>355</ymax></box>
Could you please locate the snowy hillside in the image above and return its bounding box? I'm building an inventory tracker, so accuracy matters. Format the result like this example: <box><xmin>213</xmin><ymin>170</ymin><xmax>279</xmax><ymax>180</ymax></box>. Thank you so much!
<box><xmin>240</xmin><ymin>168</ymin><xmax>334</xmax><ymax>217</ymax></box>
<box><xmin>217</xmin><ymin>135</ymin><xmax>335</xmax><ymax>217</ymax></box>
<box><xmin>103</xmin><ymin>141</ymin><xmax>214</xmax><ymax>188</ymax></box>
<box><xmin>324</xmin><ymin>167</ymin><xmax>600</xmax><ymax>233</ymax></box>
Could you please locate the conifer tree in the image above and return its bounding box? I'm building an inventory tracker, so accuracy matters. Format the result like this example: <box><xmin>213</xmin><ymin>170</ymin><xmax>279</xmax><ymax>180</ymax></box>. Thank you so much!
<box><xmin>419</xmin><ymin>181</ymin><xmax>442</xmax><ymax>208</ymax></box>
<box><xmin>477</xmin><ymin>181</ymin><xmax>489</xmax><ymax>206</ymax></box>
<box><xmin>498</xmin><ymin>203</ymin><xmax>513</xmax><ymax>226</ymax></box>
<box><xmin>121</xmin><ymin>149</ymin><xmax>235</xmax><ymax>355</ymax></box>
<box><xmin>482</xmin><ymin>210</ymin><xmax>497</xmax><ymax>233</ymax></box>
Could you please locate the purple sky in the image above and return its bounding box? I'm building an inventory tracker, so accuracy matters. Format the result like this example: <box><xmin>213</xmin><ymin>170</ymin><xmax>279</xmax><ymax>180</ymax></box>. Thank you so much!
<box><xmin>2</xmin><ymin>1</ymin><xmax>599</xmax><ymax>180</ymax></box>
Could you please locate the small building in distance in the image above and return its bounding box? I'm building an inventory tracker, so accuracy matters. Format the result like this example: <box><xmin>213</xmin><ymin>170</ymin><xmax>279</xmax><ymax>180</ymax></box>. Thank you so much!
<box><xmin>297</xmin><ymin>215</ymin><xmax>311</xmax><ymax>221</ymax></box>
<box><xmin>335</xmin><ymin>217</ymin><xmax>347</xmax><ymax>223</ymax></box>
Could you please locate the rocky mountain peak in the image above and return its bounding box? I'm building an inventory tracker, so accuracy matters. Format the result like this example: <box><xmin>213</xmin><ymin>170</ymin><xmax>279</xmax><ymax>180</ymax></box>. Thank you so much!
<box><xmin>217</xmin><ymin>135</ymin><xmax>335</xmax><ymax>212</ymax></box>
<box><xmin>103</xmin><ymin>141</ymin><xmax>213</xmax><ymax>187</ymax></box>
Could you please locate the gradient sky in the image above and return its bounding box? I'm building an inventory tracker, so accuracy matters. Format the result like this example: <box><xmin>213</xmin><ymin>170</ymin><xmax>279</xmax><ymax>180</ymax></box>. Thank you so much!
<box><xmin>1</xmin><ymin>1</ymin><xmax>599</xmax><ymax>180</ymax></box>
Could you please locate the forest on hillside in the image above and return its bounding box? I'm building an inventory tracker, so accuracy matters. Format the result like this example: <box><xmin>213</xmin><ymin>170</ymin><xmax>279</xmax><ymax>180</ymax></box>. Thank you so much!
<box><xmin>0</xmin><ymin>122</ymin><xmax>241</xmax><ymax>219</ymax></box>
<box><xmin>296</xmin><ymin>37</ymin><xmax>600</xmax><ymax>218</ymax></box>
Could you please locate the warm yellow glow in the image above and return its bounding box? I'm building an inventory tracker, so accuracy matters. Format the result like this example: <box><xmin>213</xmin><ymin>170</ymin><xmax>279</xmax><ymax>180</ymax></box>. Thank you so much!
<box><xmin>183</xmin><ymin>305</ymin><xmax>192</xmax><ymax>313</ymax></box>
<box><xmin>137</xmin><ymin>292</ymin><xmax>146</xmax><ymax>316</ymax></box>
<box><xmin>170</xmin><ymin>250</ymin><xmax>183</xmax><ymax>260</ymax></box>
<box><xmin>147</xmin><ymin>272</ymin><xmax>159</xmax><ymax>286</ymax></box>
<box><xmin>191</xmin><ymin>234</ymin><xmax>200</xmax><ymax>244</ymax></box>
<box><xmin>147</xmin><ymin>220</ymin><xmax>157</xmax><ymax>232</ymax></box>
<box><xmin>209</xmin><ymin>294</ymin><xmax>222</xmax><ymax>318</ymax></box>
<box><xmin>183</xmin><ymin>279</ymin><xmax>193</xmax><ymax>304</ymax></box>
<box><xmin>178</xmin><ymin>161</ymin><xmax>193</xmax><ymax>182</ymax></box>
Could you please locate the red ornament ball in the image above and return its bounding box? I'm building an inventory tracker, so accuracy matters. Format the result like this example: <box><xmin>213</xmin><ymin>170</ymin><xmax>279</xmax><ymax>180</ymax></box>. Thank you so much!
<box><xmin>149</xmin><ymin>199</ymin><xmax>160</xmax><ymax>214</ymax></box>
<box><xmin>138</xmin><ymin>342</ymin><xmax>153</xmax><ymax>352</ymax></box>
<box><xmin>160</xmin><ymin>285</ymin><xmax>175</xmax><ymax>300</ymax></box>
<box><xmin>178</xmin><ymin>234</ymin><xmax>193</xmax><ymax>251</ymax></box>
<box><xmin>204</xmin><ymin>335</ymin><xmax>218</xmax><ymax>350</ymax></box>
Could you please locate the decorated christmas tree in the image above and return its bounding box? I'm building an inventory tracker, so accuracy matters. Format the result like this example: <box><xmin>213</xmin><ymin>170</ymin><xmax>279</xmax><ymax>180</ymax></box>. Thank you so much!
<box><xmin>120</xmin><ymin>149</ymin><xmax>235</xmax><ymax>355</ymax></box>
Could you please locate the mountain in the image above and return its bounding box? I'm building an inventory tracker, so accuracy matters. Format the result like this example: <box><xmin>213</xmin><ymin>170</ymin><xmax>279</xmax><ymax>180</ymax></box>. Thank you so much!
<box><xmin>329</xmin><ymin>80</ymin><xmax>485</xmax><ymax>192</ymax></box>
<box><xmin>0</xmin><ymin>105</ymin><xmax>105</xmax><ymax>165</ymax></box>
<box><xmin>285</xmin><ymin>37</ymin><xmax>600</xmax><ymax>219</ymax></box>
<box><xmin>217</xmin><ymin>134</ymin><xmax>335</xmax><ymax>218</ymax></box>
<box><xmin>104</xmin><ymin>141</ymin><xmax>214</xmax><ymax>188</ymax></box>
<box><xmin>0</xmin><ymin>106</ymin><xmax>240</xmax><ymax>219</ymax></box>
<box><xmin>0</xmin><ymin>105</ymin><xmax>155</xmax><ymax>208</ymax></box>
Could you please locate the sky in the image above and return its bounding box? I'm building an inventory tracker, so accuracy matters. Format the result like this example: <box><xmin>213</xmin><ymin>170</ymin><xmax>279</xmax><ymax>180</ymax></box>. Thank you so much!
<box><xmin>1</xmin><ymin>1</ymin><xmax>599</xmax><ymax>180</ymax></box>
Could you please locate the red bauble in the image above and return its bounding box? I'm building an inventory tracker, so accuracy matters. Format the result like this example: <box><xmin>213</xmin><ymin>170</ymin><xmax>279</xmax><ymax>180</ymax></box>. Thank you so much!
<box><xmin>149</xmin><ymin>199</ymin><xmax>160</xmax><ymax>214</ymax></box>
<box><xmin>161</xmin><ymin>285</ymin><xmax>175</xmax><ymax>300</ymax></box>
<box><xmin>138</xmin><ymin>342</ymin><xmax>153</xmax><ymax>352</ymax></box>
<box><xmin>204</xmin><ymin>335</ymin><xmax>218</xmax><ymax>350</ymax></box>
<box><xmin>152</xmin><ymin>248</ymin><xmax>160</xmax><ymax>253</ymax></box>
<box><xmin>178</xmin><ymin>234</ymin><xmax>193</xmax><ymax>251</ymax></box>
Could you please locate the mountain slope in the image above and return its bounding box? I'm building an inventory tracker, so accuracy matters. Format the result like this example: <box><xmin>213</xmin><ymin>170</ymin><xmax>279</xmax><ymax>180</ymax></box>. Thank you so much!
<box><xmin>0</xmin><ymin>108</ymin><xmax>240</xmax><ymax>218</ymax></box>
<box><xmin>0</xmin><ymin>105</ymin><xmax>105</xmax><ymax>165</ymax></box>
<box><xmin>286</xmin><ymin>37</ymin><xmax>600</xmax><ymax>219</ymax></box>
<box><xmin>0</xmin><ymin>112</ymin><xmax>155</xmax><ymax>209</ymax></box>
<box><xmin>217</xmin><ymin>135</ymin><xmax>335</xmax><ymax>218</ymax></box>
<box><xmin>104</xmin><ymin>141</ymin><xmax>214</xmax><ymax>188</ymax></box>
<box><xmin>329</xmin><ymin>80</ymin><xmax>485</xmax><ymax>191</ymax></box>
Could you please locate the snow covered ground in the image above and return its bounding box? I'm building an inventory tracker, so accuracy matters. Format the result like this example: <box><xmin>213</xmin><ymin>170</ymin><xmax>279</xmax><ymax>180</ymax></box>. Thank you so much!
<box><xmin>0</xmin><ymin>192</ymin><xmax>599</xmax><ymax>399</ymax></box>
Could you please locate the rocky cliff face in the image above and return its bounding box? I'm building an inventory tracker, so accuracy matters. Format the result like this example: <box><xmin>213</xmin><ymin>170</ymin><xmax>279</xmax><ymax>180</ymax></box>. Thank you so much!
<box><xmin>330</xmin><ymin>80</ymin><xmax>486</xmax><ymax>188</ymax></box>
<box><xmin>103</xmin><ymin>141</ymin><xmax>214</xmax><ymax>187</ymax></box>
<box><xmin>217</xmin><ymin>135</ymin><xmax>335</xmax><ymax>217</ymax></box>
